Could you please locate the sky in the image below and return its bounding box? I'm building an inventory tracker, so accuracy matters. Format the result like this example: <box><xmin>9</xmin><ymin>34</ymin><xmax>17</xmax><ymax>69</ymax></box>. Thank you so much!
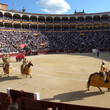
<box><xmin>0</xmin><ymin>0</ymin><xmax>110</xmax><ymax>14</ymax></box>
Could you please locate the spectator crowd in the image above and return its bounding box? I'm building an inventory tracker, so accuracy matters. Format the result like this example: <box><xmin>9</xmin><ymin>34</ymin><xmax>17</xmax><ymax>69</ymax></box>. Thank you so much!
<box><xmin>0</xmin><ymin>27</ymin><xmax>110</xmax><ymax>54</ymax></box>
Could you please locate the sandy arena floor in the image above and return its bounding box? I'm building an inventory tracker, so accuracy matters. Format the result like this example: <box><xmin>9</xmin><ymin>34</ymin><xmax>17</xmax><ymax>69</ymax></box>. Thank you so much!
<box><xmin>0</xmin><ymin>52</ymin><xmax>110</xmax><ymax>109</ymax></box>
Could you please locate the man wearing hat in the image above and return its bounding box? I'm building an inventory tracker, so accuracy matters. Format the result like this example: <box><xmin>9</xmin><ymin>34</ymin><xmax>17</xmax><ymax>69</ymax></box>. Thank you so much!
<box><xmin>22</xmin><ymin>57</ymin><xmax>28</xmax><ymax>70</ymax></box>
<box><xmin>100</xmin><ymin>61</ymin><xmax>108</xmax><ymax>82</ymax></box>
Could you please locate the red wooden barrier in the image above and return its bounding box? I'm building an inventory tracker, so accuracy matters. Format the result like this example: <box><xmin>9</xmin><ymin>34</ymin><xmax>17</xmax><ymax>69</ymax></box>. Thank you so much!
<box><xmin>0</xmin><ymin>89</ymin><xmax>110</xmax><ymax>110</ymax></box>
<box><xmin>0</xmin><ymin>92</ymin><xmax>10</xmax><ymax>110</ymax></box>
<box><xmin>39</xmin><ymin>100</ymin><xmax>110</xmax><ymax>110</ymax></box>
<box><xmin>21</xmin><ymin>97</ymin><xmax>42</xmax><ymax>110</ymax></box>
<box><xmin>10</xmin><ymin>89</ymin><xmax>34</xmax><ymax>102</ymax></box>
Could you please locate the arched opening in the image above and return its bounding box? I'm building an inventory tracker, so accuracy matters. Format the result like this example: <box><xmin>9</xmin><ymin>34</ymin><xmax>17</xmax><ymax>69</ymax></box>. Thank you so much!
<box><xmin>101</xmin><ymin>15</ymin><xmax>109</xmax><ymax>21</ymax></box>
<box><xmin>13</xmin><ymin>14</ymin><xmax>21</xmax><ymax>21</ymax></box>
<box><xmin>77</xmin><ymin>16</ymin><xmax>84</xmax><ymax>22</ymax></box>
<box><xmin>54</xmin><ymin>17</ymin><xmax>61</xmax><ymax>23</ymax></box>
<box><xmin>46</xmin><ymin>17</ymin><xmax>53</xmax><ymax>23</ymax></box>
<box><xmin>38</xmin><ymin>25</ymin><xmax>45</xmax><ymax>31</ymax></box>
<box><xmin>70</xmin><ymin>17</ymin><xmax>76</xmax><ymax>23</ymax></box>
<box><xmin>62</xmin><ymin>17</ymin><xmax>69</xmax><ymax>23</ymax></box>
<box><xmin>22</xmin><ymin>15</ymin><xmax>29</xmax><ymax>21</ymax></box>
<box><xmin>38</xmin><ymin>16</ymin><xmax>45</xmax><ymax>23</ymax></box>
<box><xmin>85</xmin><ymin>16</ymin><xmax>92</xmax><ymax>22</ymax></box>
<box><xmin>93</xmin><ymin>16</ymin><xmax>100</xmax><ymax>22</ymax></box>
<box><xmin>4</xmin><ymin>12</ymin><xmax>12</xmax><ymax>20</ymax></box>
<box><xmin>30</xmin><ymin>16</ymin><xmax>37</xmax><ymax>22</ymax></box>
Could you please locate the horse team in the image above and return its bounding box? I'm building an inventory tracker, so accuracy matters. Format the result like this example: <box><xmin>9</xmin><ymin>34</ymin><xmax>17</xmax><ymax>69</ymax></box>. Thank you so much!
<box><xmin>2</xmin><ymin>54</ymin><xmax>33</xmax><ymax>78</ymax></box>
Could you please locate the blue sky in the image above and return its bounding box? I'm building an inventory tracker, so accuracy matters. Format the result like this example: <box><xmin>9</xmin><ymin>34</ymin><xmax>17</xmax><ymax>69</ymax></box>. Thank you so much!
<box><xmin>0</xmin><ymin>0</ymin><xmax>110</xmax><ymax>14</ymax></box>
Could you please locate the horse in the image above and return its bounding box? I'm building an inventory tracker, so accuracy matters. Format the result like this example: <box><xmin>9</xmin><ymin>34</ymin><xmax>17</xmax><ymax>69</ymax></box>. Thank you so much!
<box><xmin>87</xmin><ymin>71</ymin><xmax>110</xmax><ymax>91</ymax></box>
<box><xmin>3</xmin><ymin>63</ymin><xmax>11</xmax><ymax>77</ymax></box>
<box><xmin>21</xmin><ymin>61</ymin><xmax>33</xmax><ymax>78</ymax></box>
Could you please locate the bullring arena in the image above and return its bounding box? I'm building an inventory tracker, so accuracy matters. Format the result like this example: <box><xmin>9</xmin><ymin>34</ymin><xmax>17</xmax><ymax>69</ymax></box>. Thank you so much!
<box><xmin>0</xmin><ymin>52</ymin><xmax>110</xmax><ymax>109</ymax></box>
<box><xmin>1</xmin><ymin>1</ymin><xmax>110</xmax><ymax>109</ymax></box>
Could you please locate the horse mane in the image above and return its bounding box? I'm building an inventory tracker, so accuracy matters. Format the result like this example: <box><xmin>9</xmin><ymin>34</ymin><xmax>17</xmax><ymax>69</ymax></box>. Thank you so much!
<box><xmin>27</xmin><ymin>62</ymin><xmax>33</xmax><ymax>68</ymax></box>
<box><xmin>106</xmin><ymin>71</ymin><xmax>110</xmax><ymax>77</ymax></box>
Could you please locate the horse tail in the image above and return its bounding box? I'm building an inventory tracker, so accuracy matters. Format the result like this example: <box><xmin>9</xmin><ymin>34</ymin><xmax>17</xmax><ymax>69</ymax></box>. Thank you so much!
<box><xmin>87</xmin><ymin>73</ymin><xmax>94</xmax><ymax>89</ymax></box>
<box><xmin>87</xmin><ymin>72</ymin><xmax>99</xmax><ymax>89</ymax></box>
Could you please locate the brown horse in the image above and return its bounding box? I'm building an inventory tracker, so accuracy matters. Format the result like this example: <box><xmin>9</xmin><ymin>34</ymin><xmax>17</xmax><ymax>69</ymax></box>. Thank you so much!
<box><xmin>21</xmin><ymin>61</ymin><xmax>33</xmax><ymax>78</ymax></box>
<box><xmin>3</xmin><ymin>63</ymin><xmax>11</xmax><ymax>77</ymax></box>
<box><xmin>87</xmin><ymin>71</ymin><xmax>110</xmax><ymax>91</ymax></box>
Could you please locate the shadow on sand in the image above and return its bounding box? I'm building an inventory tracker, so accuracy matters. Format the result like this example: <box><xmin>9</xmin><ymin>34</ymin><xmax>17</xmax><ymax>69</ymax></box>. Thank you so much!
<box><xmin>42</xmin><ymin>90</ymin><xmax>105</xmax><ymax>102</ymax></box>
<box><xmin>0</xmin><ymin>75</ymin><xmax>22</xmax><ymax>82</ymax></box>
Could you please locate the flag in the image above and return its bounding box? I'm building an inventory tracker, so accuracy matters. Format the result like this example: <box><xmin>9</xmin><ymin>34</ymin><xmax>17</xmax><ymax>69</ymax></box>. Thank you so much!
<box><xmin>19</xmin><ymin>44</ymin><xmax>26</xmax><ymax>48</ymax></box>
<box><xmin>80</xmin><ymin>33</ymin><xmax>83</xmax><ymax>36</ymax></box>
<box><xmin>41</xmin><ymin>43</ymin><xmax>44</xmax><ymax>46</ymax></box>
<box><xmin>33</xmin><ymin>33</ymin><xmax>38</xmax><ymax>36</ymax></box>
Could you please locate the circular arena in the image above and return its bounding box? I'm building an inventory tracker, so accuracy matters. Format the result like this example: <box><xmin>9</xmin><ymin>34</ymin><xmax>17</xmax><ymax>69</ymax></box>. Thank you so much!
<box><xmin>0</xmin><ymin>1</ymin><xmax>110</xmax><ymax>109</ymax></box>
<box><xmin>0</xmin><ymin>52</ymin><xmax>110</xmax><ymax>108</ymax></box>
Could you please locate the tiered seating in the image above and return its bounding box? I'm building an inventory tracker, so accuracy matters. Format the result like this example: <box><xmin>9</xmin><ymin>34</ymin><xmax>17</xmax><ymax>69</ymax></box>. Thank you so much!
<box><xmin>41</xmin><ymin>31</ymin><xmax>110</xmax><ymax>53</ymax></box>
<box><xmin>0</xmin><ymin>27</ymin><xmax>110</xmax><ymax>55</ymax></box>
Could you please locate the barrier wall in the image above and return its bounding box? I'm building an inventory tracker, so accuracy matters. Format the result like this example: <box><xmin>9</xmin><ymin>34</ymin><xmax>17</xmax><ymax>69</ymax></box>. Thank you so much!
<box><xmin>37</xmin><ymin>49</ymin><xmax>109</xmax><ymax>54</ymax></box>
<box><xmin>0</xmin><ymin>88</ymin><xmax>110</xmax><ymax>110</ymax></box>
<box><xmin>0</xmin><ymin>48</ymin><xmax>109</xmax><ymax>58</ymax></box>
<box><xmin>0</xmin><ymin>52</ymin><xmax>26</xmax><ymax>58</ymax></box>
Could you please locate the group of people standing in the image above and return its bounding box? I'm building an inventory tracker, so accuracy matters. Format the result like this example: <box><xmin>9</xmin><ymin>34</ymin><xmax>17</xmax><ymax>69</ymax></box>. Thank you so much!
<box><xmin>16</xmin><ymin>53</ymin><xmax>25</xmax><ymax>62</ymax></box>
<box><xmin>16</xmin><ymin>53</ymin><xmax>28</xmax><ymax>70</ymax></box>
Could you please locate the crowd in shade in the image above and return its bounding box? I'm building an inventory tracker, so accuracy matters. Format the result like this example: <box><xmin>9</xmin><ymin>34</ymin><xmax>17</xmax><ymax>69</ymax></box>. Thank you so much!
<box><xmin>0</xmin><ymin>27</ymin><xmax>110</xmax><ymax>54</ymax></box>
<box><xmin>41</xmin><ymin>31</ymin><xmax>110</xmax><ymax>53</ymax></box>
